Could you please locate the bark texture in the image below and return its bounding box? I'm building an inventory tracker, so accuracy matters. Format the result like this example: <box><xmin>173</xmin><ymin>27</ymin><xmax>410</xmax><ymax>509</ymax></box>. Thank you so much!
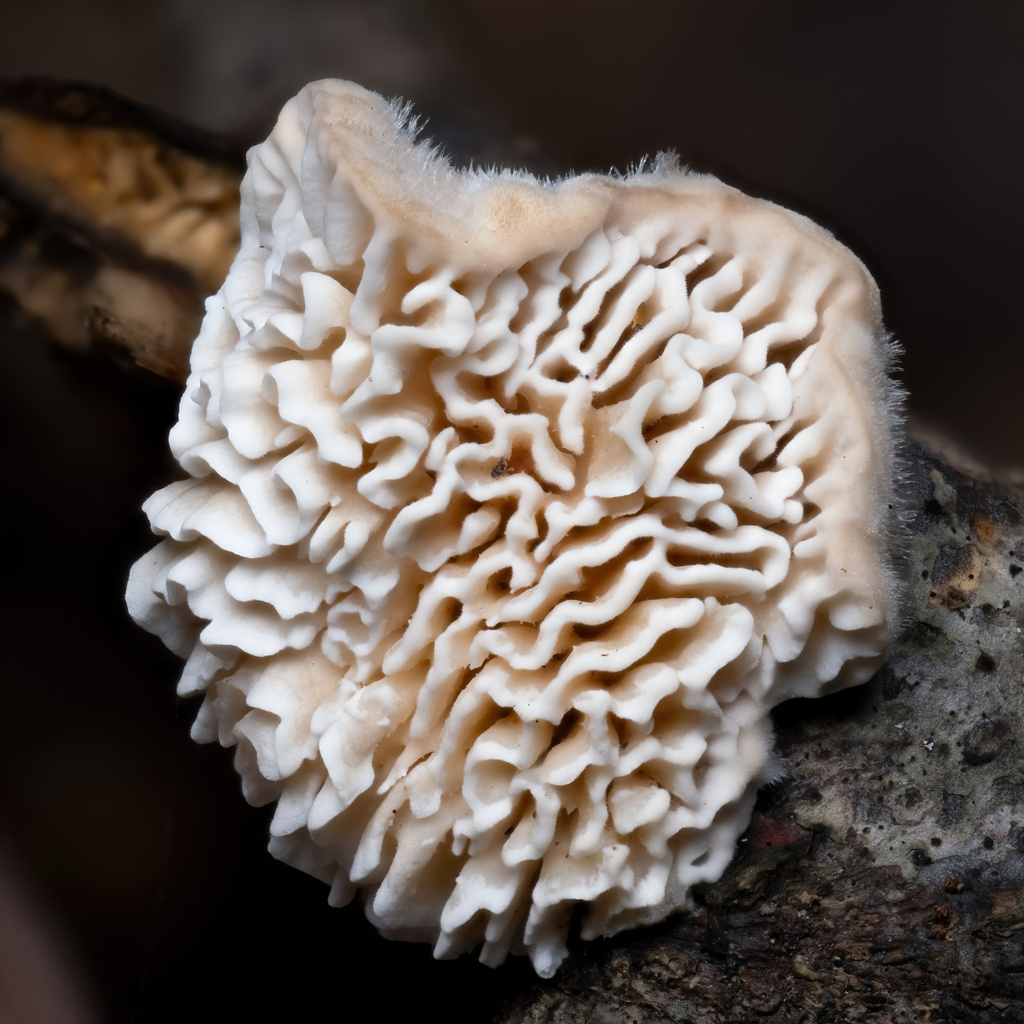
<box><xmin>496</xmin><ymin>441</ymin><xmax>1024</xmax><ymax>1022</ymax></box>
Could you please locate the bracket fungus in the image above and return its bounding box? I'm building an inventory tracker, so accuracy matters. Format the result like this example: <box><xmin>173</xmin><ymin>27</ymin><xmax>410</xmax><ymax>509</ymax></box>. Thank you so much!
<box><xmin>127</xmin><ymin>80</ymin><xmax>903</xmax><ymax>977</ymax></box>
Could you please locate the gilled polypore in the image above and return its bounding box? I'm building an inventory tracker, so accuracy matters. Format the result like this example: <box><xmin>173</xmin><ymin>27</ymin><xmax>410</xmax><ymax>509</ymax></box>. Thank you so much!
<box><xmin>127</xmin><ymin>79</ymin><xmax>902</xmax><ymax>977</ymax></box>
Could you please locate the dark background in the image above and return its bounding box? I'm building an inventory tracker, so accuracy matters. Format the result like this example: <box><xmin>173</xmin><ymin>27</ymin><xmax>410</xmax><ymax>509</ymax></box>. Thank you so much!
<box><xmin>1</xmin><ymin>2</ymin><xmax>1021</xmax><ymax>1022</ymax></box>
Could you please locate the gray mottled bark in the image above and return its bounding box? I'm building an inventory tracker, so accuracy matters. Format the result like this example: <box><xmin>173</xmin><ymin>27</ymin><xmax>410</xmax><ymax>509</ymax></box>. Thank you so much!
<box><xmin>496</xmin><ymin>441</ymin><xmax>1024</xmax><ymax>1024</ymax></box>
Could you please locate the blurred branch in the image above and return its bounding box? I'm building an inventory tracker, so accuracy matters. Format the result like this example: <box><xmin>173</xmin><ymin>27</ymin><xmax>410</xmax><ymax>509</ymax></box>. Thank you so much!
<box><xmin>0</xmin><ymin>79</ymin><xmax>243</xmax><ymax>380</ymax></box>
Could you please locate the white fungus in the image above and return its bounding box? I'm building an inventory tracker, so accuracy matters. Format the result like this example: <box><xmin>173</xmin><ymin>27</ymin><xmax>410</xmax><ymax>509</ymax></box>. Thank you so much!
<box><xmin>127</xmin><ymin>79</ymin><xmax>902</xmax><ymax>977</ymax></box>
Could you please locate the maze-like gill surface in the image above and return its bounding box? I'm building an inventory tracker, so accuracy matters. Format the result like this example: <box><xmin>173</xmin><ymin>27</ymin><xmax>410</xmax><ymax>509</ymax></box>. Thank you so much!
<box><xmin>128</xmin><ymin>80</ymin><xmax>900</xmax><ymax>977</ymax></box>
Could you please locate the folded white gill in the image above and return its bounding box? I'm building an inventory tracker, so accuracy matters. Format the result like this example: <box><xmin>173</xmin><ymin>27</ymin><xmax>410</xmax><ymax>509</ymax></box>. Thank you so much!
<box><xmin>127</xmin><ymin>79</ymin><xmax>902</xmax><ymax>978</ymax></box>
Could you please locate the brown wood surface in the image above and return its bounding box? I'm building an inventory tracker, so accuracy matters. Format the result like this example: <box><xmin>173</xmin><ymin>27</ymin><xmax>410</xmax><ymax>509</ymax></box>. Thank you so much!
<box><xmin>0</xmin><ymin>79</ymin><xmax>243</xmax><ymax>380</ymax></box>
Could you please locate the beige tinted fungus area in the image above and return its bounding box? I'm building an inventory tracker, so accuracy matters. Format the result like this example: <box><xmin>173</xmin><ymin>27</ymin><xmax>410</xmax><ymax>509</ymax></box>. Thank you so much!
<box><xmin>127</xmin><ymin>80</ymin><xmax>902</xmax><ymax>977</ymax></box>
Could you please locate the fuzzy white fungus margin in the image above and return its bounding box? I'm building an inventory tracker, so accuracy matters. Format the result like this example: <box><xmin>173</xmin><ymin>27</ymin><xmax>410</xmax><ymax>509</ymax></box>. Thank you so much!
<box><xmin>127</xmin><ymin>79</ymin><xmax>901</xmax><ymax>978</ymax></box>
